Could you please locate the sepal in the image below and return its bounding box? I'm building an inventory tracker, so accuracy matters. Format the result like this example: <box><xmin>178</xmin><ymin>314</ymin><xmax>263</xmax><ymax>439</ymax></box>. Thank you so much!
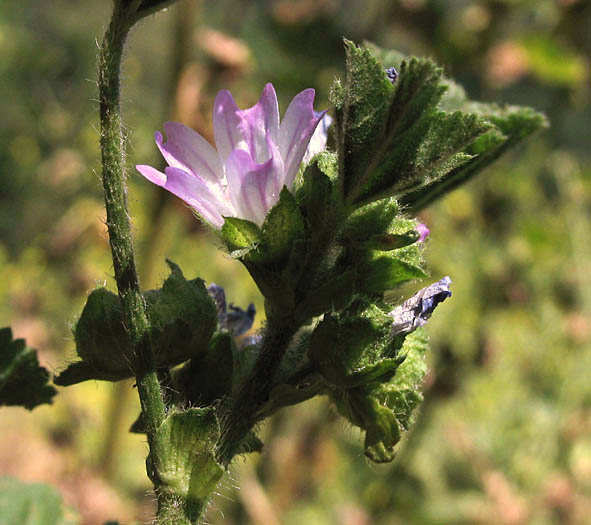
<box><xmin>258</xmin><ymin>187</ymin><xmax>305</xmax><ymax>265</ymax></box>
<box><xmin>220</xmin><ymin>217</ymin><xmax>262</xmax><ymax>258</ymax></box>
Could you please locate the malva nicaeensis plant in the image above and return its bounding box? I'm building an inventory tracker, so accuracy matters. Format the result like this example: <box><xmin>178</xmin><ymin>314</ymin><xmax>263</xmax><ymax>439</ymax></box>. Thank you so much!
<box><xmin>0</xmin><ymin>1</ymin><xmax>547</xmax><ymax>524</ymax></box>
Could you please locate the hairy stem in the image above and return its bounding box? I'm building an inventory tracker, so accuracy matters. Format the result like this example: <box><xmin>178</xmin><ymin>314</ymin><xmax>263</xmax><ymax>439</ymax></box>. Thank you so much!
<box><xmin>99</xmin><ymin>1</ymin><xmax>166</xmax><ymax>440</ymax></box>
<box><xmin>98</xmin><ymin>2</ymin><xmax>200</xmax><ymax>523</ymax></box>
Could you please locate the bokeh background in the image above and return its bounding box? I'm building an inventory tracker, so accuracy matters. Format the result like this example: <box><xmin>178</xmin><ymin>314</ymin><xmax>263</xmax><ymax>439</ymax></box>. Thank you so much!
<box><xmin>1</xmin><ymin>0</ymin><xmax>589</xmax><ymax>523</ymax></box>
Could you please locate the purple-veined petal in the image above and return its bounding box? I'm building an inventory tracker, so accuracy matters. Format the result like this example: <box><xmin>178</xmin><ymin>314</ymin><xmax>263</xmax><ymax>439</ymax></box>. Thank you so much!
<box><xmin>277</xmin><ymin>88</ymin><xmax>326</xmax><ymax>188</ymax></box>
<box><xmin>213</xmin><ymin>84</ymin><xmax>280</xmax><ymax>167</ymax></box>
<box><xmin>155</xmin><ymin>122</ymin><xmax>224</xmax><ymax>186</ymax></box>
<box><xmin>213</xmin><ymin>90</ymin><xmax>247</xmax><ymax>167</ymax></box>
<box><xmin>225</xmin><ymin>147</ymin><xmax>284</xmax><ymax>226</ymax></box>
<box><xmin>303</xmin><ymin>113</ymin><xmax>332</xmax><ymax>164</ymax></box>
<box><xmin>237</xmin><ymin>83</ymin><xmax>280</xmax><ymax>163</ymax></box>
<box><xmin>136</xmin><ymin>164</ymin><xmax>231</xmax><ymax>227</ymax></box>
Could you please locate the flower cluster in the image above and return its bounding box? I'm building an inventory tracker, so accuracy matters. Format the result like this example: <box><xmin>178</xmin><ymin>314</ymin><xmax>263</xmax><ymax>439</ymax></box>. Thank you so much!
<box><xmin>136</xmin><ymin>84</ymin><xmax>327</xmax><ymax>228</ymax></box>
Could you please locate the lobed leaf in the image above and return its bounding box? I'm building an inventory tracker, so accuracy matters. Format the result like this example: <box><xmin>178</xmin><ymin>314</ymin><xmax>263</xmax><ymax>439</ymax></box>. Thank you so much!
<box><xmin>55</xmin><ymin>261</ymin><xmax>217</xmax><ymax>385</ymax></box>
<box><xmin>0</xmin><ymin>327</ymin><xmax>57</xmax><ymax>410</ymax></box>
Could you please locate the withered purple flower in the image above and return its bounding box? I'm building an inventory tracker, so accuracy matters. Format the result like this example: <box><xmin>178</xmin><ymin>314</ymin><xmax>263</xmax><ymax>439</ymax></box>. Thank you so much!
<box><xmin>136</xmin><ymin>84</ymin><xmax>327</xmax><ymax>228</ymax></box>
<box><xmin>389</xmin><ymin>276</ymin><xmax>452</xmax><ymax>336</ymax></box>
<box><xmin>207</xmin><ymin>283</ymin><xmax>255</xmax><ymax>337</ymax></box>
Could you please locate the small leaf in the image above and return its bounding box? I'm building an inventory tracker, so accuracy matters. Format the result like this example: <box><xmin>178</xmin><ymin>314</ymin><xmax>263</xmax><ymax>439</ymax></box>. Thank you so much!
<box><xmin>350</xmin><ymin>389</ymin><xmax>401</xmax><ymax>463</ymax></box>
<box><xmin>296</xmin><ymin>152</ymin><xmax>337</xmax><ymax>230</ymax></box>
<box><xmin>0</xmin><ymin>327</ymin><xmax>57</xmax><ymax>410</ymax></box>
<box><xmin>401</xmin><ymin>100</ymin><xmax>548</xmax><ymax>212</ymax></box>
<box><xmin>326</xmin><ymin>329</ymin><xmax>429</xmax><ymax>463</ymax></box>
<box><xmin>339</xmin><ymin>198</ymin><xmax>400</xmax><ymax>243</ymax></box>
<box><xmin>308</xmin><ymin>302</ymin><xmax>395</xmax><ymax>387</ymax></box>
<box><xmin>53</xmin><ymin>361</ymin><xmax>125</xmax><ymax>387</ymax></box>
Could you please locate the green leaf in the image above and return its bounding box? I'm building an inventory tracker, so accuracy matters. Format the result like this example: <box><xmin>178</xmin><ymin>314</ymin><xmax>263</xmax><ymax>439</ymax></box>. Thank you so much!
<box><xmin>152</xmin><ymin>407</ymin><xmax>223</xmax><ymax>513</ymax></box>
<box><xmin>327</xmin><ymin>328</ymin><xmax>429</xmax><ymax>463</ymax></box>
<box><xmin>55</xmin><ymin>261</ymin><xmax>217</xmax><ymax>385</ymax></box>
<box><xmin>339</xmin><ymin>198</ymin><xmax>400</xmax><ymax>243</ymax></box>
<box><xmin>0</xmin><ymin>328</ymin><xmax>57</xmax><ymax>410</ymax></box>
<box><xmin>400</xmin><ymin>103</ymin><xmax>548</xmax><ymax>212</ymax></box>
<box><xmin>332</xmin><ymin>42</ymin><xmax>546</xmax><ymax>212</ymax></box>
<box><xmin>0</xmin><ymin>477</ymin><xmax>77</xmax><ymax>525</ymax></box>
<box><xmin>338</xmin><ymin>40</ymin><xmax>395</xmax><ymax>197</ymax></box>
<box><xmin>308</xmin><ymin>302</ymin><xmax>396</xmax><ymax>387</ymax></box>
<box><xmin>349</xmin><ymin>389</ymin><xmax>401</xmax><ymax>463</ymax></box>
<box><xmin>146</xmin><ymin>260</ymin><xmax>218</xmax><ymax>366</ymax></box>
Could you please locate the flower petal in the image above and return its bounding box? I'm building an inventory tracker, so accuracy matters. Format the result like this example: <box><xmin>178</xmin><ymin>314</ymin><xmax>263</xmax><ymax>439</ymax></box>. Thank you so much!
<box><xmin>237</xmin><ymin>83</ymin><xmax>280</xmax><ymax>163</ymax></box>
<box><xmin>303</xmin><ymin>113</ymin><xmax>332</xmax><ymax>164</ymax></box>
<box><xmin>136</xmin><ymin>164</ymin><xmax>231</xmax><ymax>227</ymax></box>
<box><xmin>277</xmin><ymin>88</ymin><xmax>326</xmax><ymax>188</ymax></box>
<box><xmin>213</xmin><ymin>90</ymin><xmax>246</xmax><ymax>167</ymax></box>
<box><xmin>225</xmin><ymin>147</ymin><xmax>283</xmax><ymax>226</ymax></box>
<box><xmin>155</xmin><ymin>122</ymin><xmax>224</xmax><ymax>186</ymax></box>
<box><xmin>213</xmin><ymin>84</ymin><xmax>280</xmax><ymax>166</ymax></box>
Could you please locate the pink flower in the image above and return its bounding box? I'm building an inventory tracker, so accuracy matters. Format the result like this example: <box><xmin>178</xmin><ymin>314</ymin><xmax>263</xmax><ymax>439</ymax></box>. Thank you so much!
<box><xmin>136</xmin><ymin>83</ymin><xmax>327</xmax><ymax>228</ymax></box>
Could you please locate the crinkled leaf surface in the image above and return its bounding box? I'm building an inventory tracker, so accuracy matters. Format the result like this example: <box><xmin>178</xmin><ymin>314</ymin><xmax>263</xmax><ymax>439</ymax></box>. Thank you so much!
<box><xmin>0</xmin><ymin>328</ymin><xmax>56</xmax><ymax>410</ymax></box>
<box><xmin>332</xmin><ymin>42</ymin><xmax>544</xmax><ymax>210</ymax></box>
<box><xmin>55</xmin><ymin>261</ymin><xmax>217</xmax><ymax>385</ymax></box>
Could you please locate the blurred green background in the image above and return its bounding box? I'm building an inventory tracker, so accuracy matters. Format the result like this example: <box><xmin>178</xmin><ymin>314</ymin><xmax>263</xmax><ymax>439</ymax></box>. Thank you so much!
<box><xmin>1</xmin><ymin>0</ymin><xmax>589</xmax><ymax>523</ymax></box>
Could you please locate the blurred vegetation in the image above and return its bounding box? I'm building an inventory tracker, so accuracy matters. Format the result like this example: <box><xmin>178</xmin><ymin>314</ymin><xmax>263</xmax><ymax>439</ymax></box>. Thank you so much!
<box><xmin>0</xmin><ymin>0</ymin><xmax>589</xmax><ymax>523</ymax></box>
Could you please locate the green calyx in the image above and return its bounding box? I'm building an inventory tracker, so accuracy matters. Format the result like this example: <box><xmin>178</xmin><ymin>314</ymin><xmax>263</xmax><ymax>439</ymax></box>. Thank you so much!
<box><xmin>151</xmin><ymin>407</ymin><xmax>224</xmax><ymax>517</ymax></box>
